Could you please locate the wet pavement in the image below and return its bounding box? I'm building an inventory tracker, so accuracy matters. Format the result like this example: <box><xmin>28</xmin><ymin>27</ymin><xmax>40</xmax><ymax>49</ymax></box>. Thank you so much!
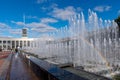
<box><xmin>0</xmin><ymin>51</ymin><xmax>11</xmax><ymax>59</ymax></box>
<box><xmin>0</xmin><ymin>53</ymin><xmax>12</xmax><ymax>80</ymax></box>
<box><xmin>0</xmin><ymin>59</ymin><xmax>4</xmax><ymax>68</ymax></box>
<box><xmin>9</xmin><ymin>53</ymin><xmax>39</xmax><ymax>80</ymax></box>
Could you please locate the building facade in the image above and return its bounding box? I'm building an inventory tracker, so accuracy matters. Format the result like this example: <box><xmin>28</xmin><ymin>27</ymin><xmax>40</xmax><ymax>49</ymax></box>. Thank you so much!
<box><xmin>0</xmin><ymin>37</ymin><xmax>34</xmax><ymax>50</ymax></box>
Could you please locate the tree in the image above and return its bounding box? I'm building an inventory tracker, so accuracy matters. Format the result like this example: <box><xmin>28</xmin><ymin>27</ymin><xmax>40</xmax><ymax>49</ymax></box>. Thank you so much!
<box><xmin>115</xmin><ymin>16</ymin><xmax>120</xmax><ymax>38</ymax></box>
<box><xmin>115</xmin><ymin>16</ymin><xmax>120</xmax><ymax>27</ymax></box>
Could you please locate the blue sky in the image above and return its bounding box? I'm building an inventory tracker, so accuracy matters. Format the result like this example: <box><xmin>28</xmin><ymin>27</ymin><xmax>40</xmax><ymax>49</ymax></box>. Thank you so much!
<box><xmin>0</xmin><ymin>0</ymin><xmax>120</xmax><ymax>38</ymax></box>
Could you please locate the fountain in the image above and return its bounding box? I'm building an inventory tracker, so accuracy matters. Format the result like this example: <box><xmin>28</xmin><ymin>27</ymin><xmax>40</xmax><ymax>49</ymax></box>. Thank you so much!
<box><xmin>24</xmin><ymin>9</ymin><xmax>120</xmax><ymax>78</ymax></box>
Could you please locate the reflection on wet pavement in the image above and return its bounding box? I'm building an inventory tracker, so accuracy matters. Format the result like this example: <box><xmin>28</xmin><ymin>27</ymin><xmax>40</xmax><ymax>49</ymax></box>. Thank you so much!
<box><xmin>10</xmin><ymin>53</ymin><xmax>39</xmax><ymax>80</ymax></box>
<box><xmin>0</xmin><ymin>53</ymin><xmax>12</xmax><ymax>79</ymax></box>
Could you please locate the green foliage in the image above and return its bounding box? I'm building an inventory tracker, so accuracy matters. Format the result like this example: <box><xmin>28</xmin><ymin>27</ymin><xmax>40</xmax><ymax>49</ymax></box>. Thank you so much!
<box><xmin>115</xmin><ymin>16</ymin><xmax>120</xmax><ymax>27</ymax></box>
<box><xmin>113</xmin><ymin>74</ymin><xmax>120</xmax><ymax>80</ymax></box>
<box><xmin>115</xmin><ymin>16</ymin><xmax>120</xmax><ymax>22</ymax></box>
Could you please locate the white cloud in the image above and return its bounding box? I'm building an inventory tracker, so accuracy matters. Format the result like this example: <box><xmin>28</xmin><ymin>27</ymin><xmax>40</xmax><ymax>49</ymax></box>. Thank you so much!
<box><xmin>94</xmin><ymin>6</ymin><xmax>111</xmax><ymax>12</ymax></box>
<box><xmin>27</xmin><ymin>22</ymin><xmax>57</xmax><ymax>32</ymax></box>
<box><xmin>36</xmin><ymin>0</ymin><xmax>48</xmax><ymax>4</ymax></box>
<box><xmin>11</xmin><ymin>21</ymin><xmax>25</xmax><ymax>26</ymax></box>
<box><xmin>9</xmin><ymin>29</ymin><xmax>22</xmax><ymax>35</ymax></box>
<box><xmin>105</xmin><ymin>6</ymin><xmax>111</xmax><ymax>11</ymax></box>
<box><xmin>77</xmin><ymin>7</ymin><xmax>83</xmax><ymax>12</ymax></box>
<box><xmin>26</xmin><ymin>15</ymin><xmax>39</xmax><ymax>20</ymax></box>
<box><xmin>50</xmin><ymin>3</ymin><xmax>58</xmax><ymax>9</ymax></box>
<box><xmin>41</xmin><ymin>7</ymin><xmax>48</xmax><ymax>11</ymax></box>
<box><xmin>0</xmin><ymin>23</ymin><xmax>11</xmax><ymax>36</ymax></box>
<box><xmin>41</xmin><ymin>18</ymin><xmax>58</xmax><ymax>23</ymax></box>
<box><xmin>41</xmin><ymin>3</ymin><xmax>58</xmax><ymax>11</ymax></box>
<box><xmin>0</xmin><ymin>23</ymin><xmax>10</xmax><ymax>29</ymax></box>
<box><xmin>31</xmin><ymin>27</ymin><xmax>56</xmax><ymax>32</ymax></box>
<box><xmin>12</xmin><ymin>21</ymin><xmax>57</xmax><ymax>33</ymax></box>
<box><xmin>49</xmin><ymin>6</ymin><xmax>77</xmax><ymax>20</ymax></box>
<box><xmin>118</xmin><ymin>10</ymin><xmax>120</xmax><ymax>15</ymax></box>
<box><xmin>26</xmin><ymin>22</ymin><xmax>44</xmax><ymax>28</ymax></box>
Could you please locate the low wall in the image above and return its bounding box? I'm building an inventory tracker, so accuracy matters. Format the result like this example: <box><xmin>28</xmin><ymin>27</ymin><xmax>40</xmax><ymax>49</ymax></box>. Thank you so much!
<box><xmin>20</xmin><ymin>51</ymin><xmax>110</xmax><ymax>80</ymax></box>
<box><xmin>20</xmin><ymin>52</ymin><xmax>89</xmax><ymax>80</ymax></box>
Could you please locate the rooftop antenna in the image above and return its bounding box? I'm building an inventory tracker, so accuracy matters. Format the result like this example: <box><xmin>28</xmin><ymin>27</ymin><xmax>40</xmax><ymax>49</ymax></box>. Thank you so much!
<box><xmin>23</xmin><ymin>14</ymin><xmax>25</xmax><ymax>28</ymax></box>
<box><xmin>22</xmin><ymin>14</ymin><xmax>27</xmax><ymax>38</ymax></box>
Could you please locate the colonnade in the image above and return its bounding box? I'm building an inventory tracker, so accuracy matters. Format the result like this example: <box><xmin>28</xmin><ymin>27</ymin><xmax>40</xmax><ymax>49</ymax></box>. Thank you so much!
<box><xmin>0</xmin><ymin>38</ymin><xmax>41</xmax><ymax>50</ymax></box>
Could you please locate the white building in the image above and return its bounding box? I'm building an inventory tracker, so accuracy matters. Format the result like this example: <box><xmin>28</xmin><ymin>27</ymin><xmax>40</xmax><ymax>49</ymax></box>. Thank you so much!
<box><xmin>0</xmin><ymin>37</ymin><xmax>34</xmax><ymax>50</ymax></box>
<box><xmin>0</xmin><ymin>29</ymin><xmax>37</xmax><ymax>50</ymax></box>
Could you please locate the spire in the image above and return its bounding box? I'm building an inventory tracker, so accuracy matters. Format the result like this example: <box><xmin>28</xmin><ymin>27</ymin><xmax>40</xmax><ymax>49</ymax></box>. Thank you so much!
<box><xmin>22</xmin><ymin>14</ymin><xmax>27</xmax><ymax>38</ymax></box>
<box><xmin>23</xmin><ymin>14</ymin><xmax>25</xmax><ymax>28</ymax></box>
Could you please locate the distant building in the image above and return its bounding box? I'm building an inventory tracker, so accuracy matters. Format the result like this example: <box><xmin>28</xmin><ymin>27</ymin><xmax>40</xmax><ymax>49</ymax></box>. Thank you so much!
<box><xmin>0</xmin><ymin>37</ymin><xmax>34</xmax><ymax>50</ymax></box>
<box><xmin>0</xmin><ymin>29</ymin><xmax>33</xmax><ymax>50</ymax></box>
<box><xmin>22</xmin><ymin>28</ymin><xmax>27</xmax><ymax>38</ymax></box>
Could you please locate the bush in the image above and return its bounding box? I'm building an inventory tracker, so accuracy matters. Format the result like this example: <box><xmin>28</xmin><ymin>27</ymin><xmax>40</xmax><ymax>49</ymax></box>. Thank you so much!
<box><xmin>113</xmin><ymin>74</ymin><xmax>120</xmax><ymax>80</ymax></box>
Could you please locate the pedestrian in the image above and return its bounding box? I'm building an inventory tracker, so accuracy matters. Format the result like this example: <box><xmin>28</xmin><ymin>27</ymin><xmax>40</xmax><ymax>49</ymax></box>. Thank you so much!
<box><xmin>0</xmin><ymin>48</ymin><xmax>2</xmax><ymax>52</ymax></box>
<box><xmin>15</xmin><ymin>48</ymin><xmax>18</xmax><ymax>53</ymax></box>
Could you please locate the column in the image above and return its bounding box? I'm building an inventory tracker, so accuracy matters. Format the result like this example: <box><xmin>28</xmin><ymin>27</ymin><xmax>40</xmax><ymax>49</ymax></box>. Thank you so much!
<box><xmin>26</xmin><ymin>40</ymin><xmax>27</xmax><ymax>47</ymax></box>
<box><xmin>22</xmin><ymin>40</ymin><xmax>24</xmax><ymax>48</ymax></box>
<box><xmin>14</xmin><ymin>40</ymin><xmax>16</xmax><ymax>48</ymax></box>
<box><xmin>18</xmin><ymin>40</ymin><xmax>20</xmax><ymax>47</ymax></box>
<box><xmin>10</xmin><ymin>40</ymin><xmax>12</xmax><ymax>49</ymax></box>
<box><xmin>2</xmin><ymin>40</ymin><xmax>3</xmax><ymax>50</ymax></box>
<box><xmin>30</xmin><ymin>41</ymin><xmax>32</xmax><ymax>48</ymax></box>
<box><xmin>6</xmin><ymin>40</ymin><xmax>8</xmax><ymax>50</ymax></box>
<box><xmin>32</xmin><ymin>41</ymin><xmax>34</xmax><ymax>48</ymax></box>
